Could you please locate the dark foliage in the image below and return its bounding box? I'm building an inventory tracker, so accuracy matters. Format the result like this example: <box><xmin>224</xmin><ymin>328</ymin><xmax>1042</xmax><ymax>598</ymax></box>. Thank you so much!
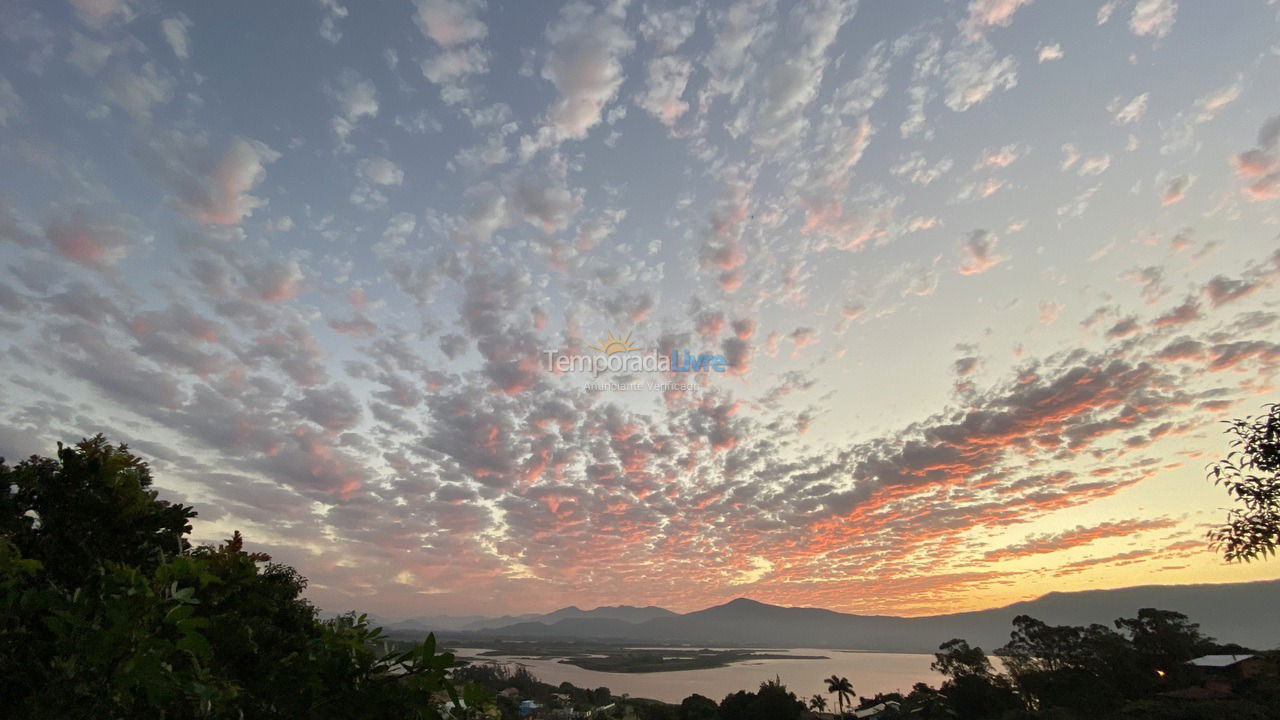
<box><xmin>1208</xmin><ymin>402</ymin><xmax>1280</xmax><ymax>562</ymax></box>
<box><xmin>0</xmin><ymin>436</ymin><xmax>472</xmax><ymax>719</ymax></box>
<box><xmin>719</xmin><ymin>677</ymin><xmax>806</xmax><ymax>720</ymax></box>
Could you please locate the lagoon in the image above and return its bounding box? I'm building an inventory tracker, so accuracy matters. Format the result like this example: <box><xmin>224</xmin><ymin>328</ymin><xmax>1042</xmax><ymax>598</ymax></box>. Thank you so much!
<box><xmin>450</xmin><ymin>647</ymin><xmax>942</xmax><ymax>705</ymax></box>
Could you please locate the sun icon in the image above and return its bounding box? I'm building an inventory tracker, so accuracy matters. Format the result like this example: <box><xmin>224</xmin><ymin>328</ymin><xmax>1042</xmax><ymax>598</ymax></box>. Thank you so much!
<box><xmin>589</xmin><ymin>330</ymin><xmax>638</xmax><ymax>355</ymax></box>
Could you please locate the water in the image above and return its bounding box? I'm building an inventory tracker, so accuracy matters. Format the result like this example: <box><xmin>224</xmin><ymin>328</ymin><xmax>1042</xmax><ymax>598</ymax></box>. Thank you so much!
<box><xmin>449</xmin><ymin>647</ymin><xmax>941</xmax><ymax>704</ymax></box>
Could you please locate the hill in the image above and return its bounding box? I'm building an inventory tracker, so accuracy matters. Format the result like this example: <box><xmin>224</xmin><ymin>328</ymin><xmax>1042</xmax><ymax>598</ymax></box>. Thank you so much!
<box><xmin>449</xmin><ymin>580</ymin><xmax>1280</xmax><ymax>652</ymax></box>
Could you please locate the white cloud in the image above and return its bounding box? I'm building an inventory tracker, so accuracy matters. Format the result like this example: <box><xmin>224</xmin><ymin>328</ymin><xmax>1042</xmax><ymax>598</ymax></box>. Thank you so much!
<box><xmin>537</xmin><ymin>0</ymin><xmax>634</xmax><ymax>143</ymax></box>
<box><xmin>67</xmin><ymin>33</ymin><xmax>113</xmax><ymax>76</ymax></box>
<box><xmin>1037</xmin><ymin>42</ymin><xmax>1063</xmax><ymax>63</ymax></box>
<box><xmin>1111</xmin><ymin>92</ymin><xmax>1149</xmax><ymax>125</ymax></box>
<box><xmin>0</xmin><ymin>74</ymin><xmax>24</xmax><ymax>127</ymax></box>
<box><xmin>317</xmin><ymin>0</ymin><xmax>348</xmax><ymax>43</ymax></box>
<box><xmin>963</xmin><ymin>0</ymin><xmax>1034</xmax><ymax>36</ymax></box>
<box><xmin>943</xmin><ymin>39</ymin><xmax>1018</xmax><ymax>112</ymax></box>
<box><xmin>133</xmin><ymin>130</ymin><xmax>280</xmax><ymax>226</ymax></box>
<box><xmin>1130</xmin><ymin>0</ymin><xmax>1177</xmax><ymax>39</ymax></box>
<box><xmin>160</xmin><ymin>15</ymin><xmax>193</xmax><ymax>60</ymax></box>
<box><xmin>359</xmin><ymin>157</ymin><xmax>404</xmax><ymax>186</ymax></box>
<box><xmin>329</xmin><ymin>69</ymin><xmax>379</xmax><ymax>145</ymax></box>
<box><xmin>102</xmin><ymin>62</ymin><xmax>174</xmax><ymax>121</ymax></box>
<box><xmin>414</xmin><ymin>0</ymin><xmax>487</xmax><ymax>47</ymax></box>
<box><xmin>1195</xmin><ymin>81</ymin><xmax>1241</xmax><ymax>122</ymax></box>
<box><xmin>637</xmin><ymin>55</ymin><xmax>692</xmax><ymax>127</ymax></box>
<box><xmin>415</xmin><ymin>0</ymin><xmax>490</xmax><ymax>105</ymax></box>
<box><xmin>71</xmin><ymin>0</ymin><xmax>133</xmax><ymax>27</ymax></box>
<box><xmin>421</xmin><ymin>45</ymin><xmax>489</xmax><ymax>85</ymax></box>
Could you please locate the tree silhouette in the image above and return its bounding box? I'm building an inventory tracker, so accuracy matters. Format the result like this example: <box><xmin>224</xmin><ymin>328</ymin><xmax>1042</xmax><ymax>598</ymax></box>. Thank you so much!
<box><xmin>825</xmin><ymin>675</ymin><xmax>853</xmax><ymax>716</ymax></box>
<box><xmin>931</xmin><ymin>638</ymin><xmax>995</xmax><ymax>679</ymax></box>
<box><xmin>808</xmin><ymin>694</ymin><xmax>827</xmax><ymax>712</ymax></box>
<box><xmin>0</xmin><ymin>435</ymin><xmax>465</xmax><ymax>718</ymax></box>
<box><xmin>1208</xmin><ymin>402</ymin><xmax>1280</xmax><ymax>562</ymax></box>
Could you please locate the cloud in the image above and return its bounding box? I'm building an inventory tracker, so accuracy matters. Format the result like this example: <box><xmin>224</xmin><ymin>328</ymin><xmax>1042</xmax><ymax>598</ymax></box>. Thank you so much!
<box><xmin>958</xmin><ymin>229</ymin><xmax>1003</xmax><ymax>275</ymax></box>
<box><xmin>134</xmin><ymin>130</ymin><xmax>280</xmax><ymax>226</ymax></box>
<box><xmin>892</xmin><ymin>152</ymin><xmax>954</xmax><ymax>185</ymax></box>
<box><xmin>1160</xmin><ymin>174</ymin><xmax>1192</xmax><ymax>205</ymax></box>
<box><xmin>1151</xmin><ymin>297</ymin><xmax>1199</xmax><ymax>327</ymax></box>
<box><xmin>359</xmin><ymin>157</ymin><xmax>403</xmax><ymax>186</ymax></box>
<box><xmin>415</xmin><ymin>0</ymin><xmax>490</xmax><ymax>104</ymax></box>
<box><xmin>329</xmin><ymin>69</ymin><xmax>379</xmax><ymax>145</ymax></box>
<box><xmin>983</xmin><ymin>518</ymin><xmax>1177</xmax><ymax>562</ymax></box>
<box><xmin>1129</xmin><ymin>0</ymin><xmax>1177</xmax><ymax>39</ymax></box>
<box><xmin>1232</xmin><ymin>115</ymin><xmax>1280</xmax><ymax>201</ymax></box>
<box><xmin>1195</xmin><ymin>81</ymin><xmax>1240</xmax><ymax>122</ymax></box>
<box><xmin>636</xmin><ymin>54</ymin><xmax>692</xmax><ymax>127</ymax></box>
<box><xmin>535</xmin><ymin>0</ymin><xmax>634</xmax><ymax>144</ymax></box>
<box><xmin>0</xmin><ymin>74</ymin><xmax>25</xmax><ymax>127</ymax></box>
<box><xmin>351</xmin><ymin>157</ymin><xmax>405</xmax><ymax>208</ymax></box>
<box><xmin>942</xmin><ymin>38</ymin><xmax>1018</xmax><ymax>112</ymax></box>
<box><xmin>317</xmin><ymin>0</ymin><xmax>348</xmax><ymax>43</ymax></box>
<box><xmin>44</xmin><ymin>208</ymin><xmax>139</xmax><ymax>269</ymax></box>
<box><xmin>963</xmin><ymin>0</ymin><xmax>1034</xmax><ymax>36</ymax></box>
<box><xmin>67</xmin><ymin>33</ymin><xmax>112</xmax><ymax>76</ymax></box>
<box><xmin>1039</xmin><ymin>301</ymin><xmax>1062</xmax><ymax>325</ymax></box>
<box><xmin>160</xmin><ymin>15</ymin><xmax>193</xmax><ymax>60</ymax></box>
<box><xmin>1037</xmin><ymin>42</ymin><xmax>1063</xmax><ymax>63</ymax></box>
<box><xmin>1111</xmin><ymin>92</ymin><xmax>1149</xmax><ymax>125</ymax></box>
<box><xmin>71</xmin><ymin>0</ymin><xmax>133</xmax><ymax>27</ymax></box>
<box><xmin>415</xmin><ymin>0</ymin><xmax>487</xmax><ymax>47</ymax></box>
<box><xmin>102</xmin><ymin>63</ymin><xmax>174</xmax><ymax>120</ymax></box>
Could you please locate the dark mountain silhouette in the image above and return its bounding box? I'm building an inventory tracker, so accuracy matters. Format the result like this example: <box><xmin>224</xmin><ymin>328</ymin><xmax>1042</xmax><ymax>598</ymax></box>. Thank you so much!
<box><xmin>447</xmin><ymin>580</ymin><xmax>1280</xmax><ymax>652</ymax></box>
<box><xmin>539</xmin><ymin>604</ymin><xmax>677</xmax><ymax>624</ymax></box>
<box><xmin>452</xmin><ymin>604</ymin><xmax>675</xmax><ymax>631</ymax></box>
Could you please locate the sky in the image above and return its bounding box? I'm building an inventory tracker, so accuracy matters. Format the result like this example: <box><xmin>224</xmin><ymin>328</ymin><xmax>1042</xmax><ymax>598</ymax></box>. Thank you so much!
<box><xmin>0</xmin><ymin>0</ymin><xmax>1278</xmax><ymax>620</ymax></box>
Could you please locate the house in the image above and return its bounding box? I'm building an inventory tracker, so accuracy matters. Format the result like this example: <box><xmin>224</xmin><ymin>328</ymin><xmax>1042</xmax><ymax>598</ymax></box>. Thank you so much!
<box><xmin>1163</xmin><ymin>654</ymin><xmax>1279</xmax><ymax>700</ymax></box>
<box><xmin>853</xmin><ymin>701</ymin><xmax>901</xmax><ymax>719</ymax></box>
<box><xmin>1187</xmin><ymin>654</ymin><xmax>1271</xmax><ymax>679</ymax></box>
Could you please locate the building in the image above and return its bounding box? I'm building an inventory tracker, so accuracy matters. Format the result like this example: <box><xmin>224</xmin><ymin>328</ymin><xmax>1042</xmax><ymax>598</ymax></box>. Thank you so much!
<box><xmin>853</xmin><ymin>701</ymin><xmax>901</xmax><ymax>719</ymax></box>
<box><xmin>1187</xmin><ymin>654</ymin><xmax>1270</xmax><ymax>679</ymax></box>
<box><xmin>1162</xmin><ymin>654</ymin><xmax>1279</xmax><ymax>700</ymax></box>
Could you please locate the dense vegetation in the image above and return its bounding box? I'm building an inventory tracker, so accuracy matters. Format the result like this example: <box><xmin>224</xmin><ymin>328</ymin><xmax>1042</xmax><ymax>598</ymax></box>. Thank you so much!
<box><xmin>0</xmin><ymin>436</ymin><xmax>485</xmax><ymax>719</ymax></box>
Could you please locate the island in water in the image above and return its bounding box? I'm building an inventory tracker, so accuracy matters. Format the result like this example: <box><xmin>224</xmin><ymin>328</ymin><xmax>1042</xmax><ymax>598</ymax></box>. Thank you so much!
<box><xmin>471</xmin><ymin>642</ymin><xmax>828</xmax><ymax>673</ymax></box>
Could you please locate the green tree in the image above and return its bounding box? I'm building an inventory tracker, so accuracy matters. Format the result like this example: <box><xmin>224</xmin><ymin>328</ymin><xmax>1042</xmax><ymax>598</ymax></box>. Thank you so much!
<box><xmin>932</xmin><ymin>639</ymin><xmax>1020</xmax><ymax>719</ymax></box>
<box><xmin>0</xmin><ymin>435</ymin><xmax>467</xmax><ymax>719</ymax></box>
<box><xmin>997</xmin><ymin>616</ymin><xmax>1136</xmax><ymax>714</ymax></box>
<box><xmin>931</xmin><ymin>638</ymin><xmax>995</xmax><ymax>679</ymax></box>
<box><xmin>719</xmin><ymin>678</ymin><xmax>806</xmax><ymax>720</ymax></box>
<box><xmin>680</xmin><ymin>692</ymin><xmax>721</xmax><ymax>720</ymax></box>
<box><xmin>825</xmin><ymin>674</ymin><xmax>854</xmax><ymax>716</ymax></box>
<box><xmin>1115</xmin><ymin>608</ymin><xmax>1213</xmax><ymax>685</ymax></box>
<box><xmin>0</xmin><ymin>435</ymin><xmax>195</xmax><ymax>584</ymax></box>
<box><xmin>1208</xmin><ymin>403</ymin><xmax>1280</xmax><ymax>562</ymax></box>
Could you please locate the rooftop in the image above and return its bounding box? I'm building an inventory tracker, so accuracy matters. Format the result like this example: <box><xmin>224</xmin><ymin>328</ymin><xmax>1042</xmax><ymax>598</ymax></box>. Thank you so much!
<box><xmin>1187</xmin><ymin>654</ymin><xmax>1257</xmax><ymax>668</ymax></box>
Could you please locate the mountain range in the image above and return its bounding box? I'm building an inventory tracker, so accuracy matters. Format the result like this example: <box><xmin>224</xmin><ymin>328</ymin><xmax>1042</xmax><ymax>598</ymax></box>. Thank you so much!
<box><xmin>388</xmin><ymin>579</ymin><xmax>1280</xmax><ymax>653</ymax></box>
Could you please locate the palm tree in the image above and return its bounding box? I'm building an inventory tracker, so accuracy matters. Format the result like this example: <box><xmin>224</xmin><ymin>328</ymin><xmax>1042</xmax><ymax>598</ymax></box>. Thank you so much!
<box><xmin>825</xmin><ymin>675</ymin><xmax>854</xmax><ymax>716</ymax></box>
<box><xmin>809</xmin><ymin>694</ymin><xmax>828</xmax><ymax>712</ymax></box>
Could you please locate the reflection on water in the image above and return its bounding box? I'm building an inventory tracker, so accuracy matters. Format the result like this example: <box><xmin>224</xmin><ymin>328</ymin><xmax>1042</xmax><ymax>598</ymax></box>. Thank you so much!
<box><xmin>449</xmin><ymin>647</ymin><xmax>942</xmax><ymax>704</ymax></box>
